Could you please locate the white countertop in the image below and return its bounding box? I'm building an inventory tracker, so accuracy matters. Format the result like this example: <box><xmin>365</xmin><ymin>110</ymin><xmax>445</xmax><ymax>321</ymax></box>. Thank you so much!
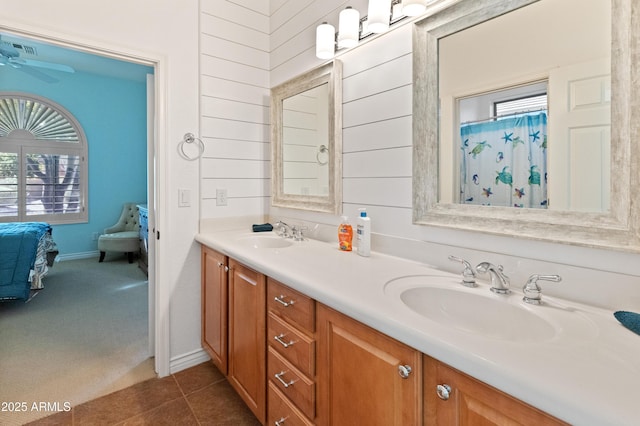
<box><xmin>196</xmin><ymin>228</ymin><xmax>640</xmax><ymax>425</ymax></box>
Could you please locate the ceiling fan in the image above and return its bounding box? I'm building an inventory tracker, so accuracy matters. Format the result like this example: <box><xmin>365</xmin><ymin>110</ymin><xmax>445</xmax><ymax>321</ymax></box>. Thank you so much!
<box><xmin>0</xmin><ymin>36</ymin><xmax>75</xmax><ymax>83</ymax></box>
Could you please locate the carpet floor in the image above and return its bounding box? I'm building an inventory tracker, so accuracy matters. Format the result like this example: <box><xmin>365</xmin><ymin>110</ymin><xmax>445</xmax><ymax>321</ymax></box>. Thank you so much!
<box><xmin>0</xmin><ymin>257</ymin><xmax>155</xmax><ymax>426</ymax></box>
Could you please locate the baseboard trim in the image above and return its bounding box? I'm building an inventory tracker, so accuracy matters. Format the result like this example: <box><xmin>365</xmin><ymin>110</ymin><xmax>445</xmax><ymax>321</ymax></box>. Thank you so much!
<box><xmin>169</xmin><ymin>348</ymin><xmax>210</xmax><ymax>374</ymax></box>
<box><xmin>56</xmin><ymin>251</ymin><xmax>100</xmax><ymax>262</ymax></box>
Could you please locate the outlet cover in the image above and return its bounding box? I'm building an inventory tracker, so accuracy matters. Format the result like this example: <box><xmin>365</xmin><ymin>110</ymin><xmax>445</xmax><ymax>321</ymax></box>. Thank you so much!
<box><xmin>216</xmin><ymin>188</ymin><xmax>228</xmax><ymax>206</ymax></box>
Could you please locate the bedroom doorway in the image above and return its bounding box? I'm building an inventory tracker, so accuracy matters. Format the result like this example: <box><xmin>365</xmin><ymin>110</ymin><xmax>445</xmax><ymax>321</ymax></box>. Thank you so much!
<box><xmin>0</xmin><ymin>27</ymin><xmax>163</xmax><ymax>391</ymax></box>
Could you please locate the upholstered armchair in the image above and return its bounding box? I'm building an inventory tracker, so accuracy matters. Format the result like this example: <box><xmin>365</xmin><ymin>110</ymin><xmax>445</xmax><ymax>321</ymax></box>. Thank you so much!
<box><xmin>98</xmin><ymin>203</ymin><xmax>140</xmax><ymax>263</ymax></box>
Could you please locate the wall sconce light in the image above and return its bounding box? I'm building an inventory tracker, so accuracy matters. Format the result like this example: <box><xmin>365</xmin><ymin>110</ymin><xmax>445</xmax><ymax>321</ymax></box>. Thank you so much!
<box><xmin>316</xmin><ymin>22</ymin><xmax>336</xmax><ymax>60</ymax></box>
<box><xmin>337</xmin><ymin>7</ymin><xmax>360</xmax><ymax>49</ymax></box>
<box><xmin>402</xmin><ymin>0</ymin><xmax>430</xmax><ymax>16</ymax></box>
<box><xmin>367</xmin><ymin>0</ymin><xmax>393</xmax><ymax>33</ymax></box>
<box><xmin>315</xmin><ymin>0</ymin><xmax>433</xmax><ymax>59</ymax></box>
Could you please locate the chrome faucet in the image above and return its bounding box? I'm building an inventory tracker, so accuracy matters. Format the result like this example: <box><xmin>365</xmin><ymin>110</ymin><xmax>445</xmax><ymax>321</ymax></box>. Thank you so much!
<box><xmin>523</xmin><ymin>274</ymin><xmax>562</xmax><ymax>305</ymax></box>
<box><xmin>476</xmin><ymin>262</ymin><xmax>510</xmax><ymax>294</ymax></box>
<box><xmin>448</xmin><ymin>255</ymin><xmax>477</xmax><ymax>287</ymax></box>
<box><xmin>274</xmin><ymin>221</ymin><xmax>291</xmax><ymax>238</ymax></box>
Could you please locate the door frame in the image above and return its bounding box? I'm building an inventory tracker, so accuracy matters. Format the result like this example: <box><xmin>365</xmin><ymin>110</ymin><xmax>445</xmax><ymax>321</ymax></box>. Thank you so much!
<box><xmin>0</xmin><ymin>25</ymin><xmax>170</xmax><ymax>376</ymax></box>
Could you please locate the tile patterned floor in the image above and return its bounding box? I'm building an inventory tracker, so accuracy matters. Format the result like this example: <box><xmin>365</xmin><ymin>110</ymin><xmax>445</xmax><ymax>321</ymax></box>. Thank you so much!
<box><xmin>26</xmin><ymin>362</ymin><xmax>260</xmax><ymax>425</ymax></box>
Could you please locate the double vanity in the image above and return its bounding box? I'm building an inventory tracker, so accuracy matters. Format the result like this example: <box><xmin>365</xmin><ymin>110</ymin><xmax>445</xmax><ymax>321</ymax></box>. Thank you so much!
<box><xmin>196</xmin><ymin>225</ymin><xmax>640</xmax><ymax>425</ymax></box>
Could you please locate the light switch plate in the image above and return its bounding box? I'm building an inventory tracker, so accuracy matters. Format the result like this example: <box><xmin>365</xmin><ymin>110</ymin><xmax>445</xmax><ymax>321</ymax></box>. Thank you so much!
<box><xmin>178</xmin><ymin>188</ymin><xmax>190</xmax><ymax>207</ymax></box>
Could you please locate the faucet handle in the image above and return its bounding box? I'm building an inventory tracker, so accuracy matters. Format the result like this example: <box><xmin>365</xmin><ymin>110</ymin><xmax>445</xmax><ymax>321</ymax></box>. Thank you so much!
<box><xmin>523</xmin><ymin>274</ymin><xmax>562</xmax><ymax>305</ymax></box>
<box><xmin>291</xmin><ymin>225</ymin><xmax>307</xmax><ymax>241</ymax></box>
<box><xmin>448</xmin><ymin>255</ymin><xmax>477</xmax><ymax>287</ymax></box>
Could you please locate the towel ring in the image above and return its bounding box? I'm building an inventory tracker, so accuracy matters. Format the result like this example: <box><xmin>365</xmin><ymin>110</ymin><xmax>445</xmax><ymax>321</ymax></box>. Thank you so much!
<box><xmin>316</xmin><ymin>144</ymin><xmax>329</xmax><ymax>165</ymax></box>
<box><xmin>179</xmin><ymin>133</ymin><xmax>204</xmax><ymax>160</ymax></box>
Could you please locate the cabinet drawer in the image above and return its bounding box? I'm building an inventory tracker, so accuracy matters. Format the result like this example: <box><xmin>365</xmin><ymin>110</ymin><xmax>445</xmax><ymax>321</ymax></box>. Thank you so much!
<box><xmin>268</xmin><ymin>347</ymin><xmax>315</xmax><ymax>419</ymax></box>
<box><xmin>268</xmin><ymin>382</ymin><xmax>314</xmax><ymax>426</ymax></box>
<box><xmin>268</xmin><ymin>278</ymin><xmax>315</xmax><ymax>334</ymax></box>
<box><xmin>268</xmin><ymin>313</ymin><xmax>315</xmax><ymax>377</ymax></box>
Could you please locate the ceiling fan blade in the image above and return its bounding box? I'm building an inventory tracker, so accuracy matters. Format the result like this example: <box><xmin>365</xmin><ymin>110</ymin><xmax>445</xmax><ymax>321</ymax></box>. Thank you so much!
<box><xmin>10</xmin><ymin>57</ymin><xmax>75</xmax><ymax>73</ymax></box>
<box><xmin>14</xmin><ymin>64</ymin><xmax>59</xmax><ymax>83</ymax></box>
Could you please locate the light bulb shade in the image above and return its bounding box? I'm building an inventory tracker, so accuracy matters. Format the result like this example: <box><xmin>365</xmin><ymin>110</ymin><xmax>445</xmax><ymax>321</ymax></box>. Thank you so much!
<box><xmin>367</xmin><ymin>0</ymin><xmax>392</xmax><ymax>33</ymax></box>
<box><xmin>316</xmin><ymin>23</ymin><xmax>335</xmax><ymax>59</ymax></box>
<box><xmin>402</xmin><ymin>0</ymin><xmax>429</xmax><ymax>16</ymax></box>
<box><xmin>338</xmin><ymin>7</ymin><xmax>360</xmax><ymax>49</ymax></box>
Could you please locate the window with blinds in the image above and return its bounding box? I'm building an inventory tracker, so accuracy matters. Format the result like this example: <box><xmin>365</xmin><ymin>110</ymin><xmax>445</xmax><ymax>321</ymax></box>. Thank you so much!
<box><xmin>494</xmin><ymin>94</ymin><xmax>548</xmax><ymax>119</ymax></box>
<box><xmin>0</xmin><ymin>94</ymin><xmax>87</xmax><ymax>224</ymax></box>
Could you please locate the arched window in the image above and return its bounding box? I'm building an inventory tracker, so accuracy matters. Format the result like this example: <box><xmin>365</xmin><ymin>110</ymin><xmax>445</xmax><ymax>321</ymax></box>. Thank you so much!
<box><xmin>0</xmin><ymin>93</ymin><xmax>88</xmax><ymax>223</ymax></box>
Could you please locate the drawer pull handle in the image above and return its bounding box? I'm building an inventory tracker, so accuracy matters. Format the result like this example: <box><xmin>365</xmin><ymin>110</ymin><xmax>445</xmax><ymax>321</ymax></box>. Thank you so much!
<box><xmin>274</xmin><ymin>295</ymin><xmax>295</xmax><ymax>307</ymax></box>
<box><xmin>436</xmin><ymin>384</ymin><xmax>452</xmax><ymax>401</ymax></box>
<box><xmin>275</xmin><ymin>417</ymin><xmax>287</xmax><ymax>426</ymax></box>
<box><xmin>274</xmin><ymin>333</ymin><xmax>295</xmax><ymax>348</ymax></box>
<box><xmin>275</xmin><ymin>371</ymin><xmax>296</xmax><ymax>388</ymax></box>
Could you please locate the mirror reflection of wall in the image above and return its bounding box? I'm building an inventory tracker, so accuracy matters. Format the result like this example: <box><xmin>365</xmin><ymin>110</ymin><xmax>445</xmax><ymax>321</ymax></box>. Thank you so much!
<box><xmin>438</xmin><ymin>0</ymin><xmax>611</xmax><ymax>212</ymax></box>
<box><xmin>282</xmin><ymin>83</ymin><xmax>330</xmax><ymax>196</ymax></box>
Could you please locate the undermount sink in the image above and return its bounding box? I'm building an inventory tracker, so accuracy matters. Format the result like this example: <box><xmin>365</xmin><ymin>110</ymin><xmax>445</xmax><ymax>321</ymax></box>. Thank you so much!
<box><xmin>237</xmin><ymin>234</ymin><xmax>293</xmax><ymax>249</ymax></box>
<box><xmin>384</xmin><ymin>275</ymin><xmax>597</xmax><ymax>343</ymax></box>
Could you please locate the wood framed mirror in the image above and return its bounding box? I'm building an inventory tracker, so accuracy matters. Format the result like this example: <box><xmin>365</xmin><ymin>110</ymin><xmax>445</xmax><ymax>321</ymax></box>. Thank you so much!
<box><xmin>412</xmin><ymin>0</ymin><xmax>639</xmax><ymax>251</ymax></box>
<box><xmin>271</xmin><ymin>60</ymin><xmax>342</xmax><ymax>214</ymax></box>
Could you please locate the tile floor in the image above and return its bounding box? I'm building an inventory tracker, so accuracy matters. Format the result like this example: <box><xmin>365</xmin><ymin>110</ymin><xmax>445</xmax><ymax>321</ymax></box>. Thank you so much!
<box><xmin>26</xmin><ymin>362</ymin><xmax>260</xmax><ymax>425</ymax></box>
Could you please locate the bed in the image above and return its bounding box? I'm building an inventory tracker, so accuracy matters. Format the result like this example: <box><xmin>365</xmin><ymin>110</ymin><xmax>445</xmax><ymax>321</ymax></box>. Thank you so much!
<box><xmin>0</xmin><ymin>222</ymin><xmax>59</xmax><ymax>301</ymax></box>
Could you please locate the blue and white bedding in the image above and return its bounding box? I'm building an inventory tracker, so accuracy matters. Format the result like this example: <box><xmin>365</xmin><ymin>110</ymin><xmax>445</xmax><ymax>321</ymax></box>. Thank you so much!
<box><xmin>0</xmin><ymin>222</ymin><xmax>58</xmax><ymax>301</ymax></box>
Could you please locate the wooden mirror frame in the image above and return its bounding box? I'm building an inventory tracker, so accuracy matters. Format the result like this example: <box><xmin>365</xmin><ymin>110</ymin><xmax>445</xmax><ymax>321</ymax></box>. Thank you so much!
<box><xmin>271</xmin><ymin>60</ymin><xmax>342</xmax><ymax>214</ymax></box>
<box><xmin>412</xmin><ymin>0</ymin><xmax>639</xmax><ymax>252</ymax></box>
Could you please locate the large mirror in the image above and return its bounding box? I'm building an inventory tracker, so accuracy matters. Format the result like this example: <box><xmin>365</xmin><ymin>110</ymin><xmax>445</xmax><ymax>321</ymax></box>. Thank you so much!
<box><xmin>412</xmin><ymin>0</ymin><xmax>640</xmax><ymax>251</ymax></box>
<box><xmin>271</xmin><ymin>60</ymin><xmax>342</xmax><ymax>214</ymax></box>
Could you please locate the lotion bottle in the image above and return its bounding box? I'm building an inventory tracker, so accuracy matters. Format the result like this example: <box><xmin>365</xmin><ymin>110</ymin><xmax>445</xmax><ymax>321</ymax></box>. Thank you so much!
<box><xmin>356</xmin><ymin>208</ymin><xmax>371</xmax><ymax>257</ymax></box>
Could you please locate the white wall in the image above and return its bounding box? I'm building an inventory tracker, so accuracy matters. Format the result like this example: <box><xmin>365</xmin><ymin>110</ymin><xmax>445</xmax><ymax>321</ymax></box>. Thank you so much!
<box><xmin>0</xmin><ymin>0</ymin><xmax>202</xmax><ymax>375</ymax></box>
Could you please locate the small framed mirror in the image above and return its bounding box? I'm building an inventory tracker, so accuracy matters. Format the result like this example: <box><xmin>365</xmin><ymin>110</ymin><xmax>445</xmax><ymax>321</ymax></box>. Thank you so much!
<box><xmin>412</xmin><ymin>0</ymin><xmax>639</xmax><ymax>251</ymax></box>
<box><xmin>271</xmin><ymin>60</ymin><xmax>342</xmax><ymax>214</ymax></box>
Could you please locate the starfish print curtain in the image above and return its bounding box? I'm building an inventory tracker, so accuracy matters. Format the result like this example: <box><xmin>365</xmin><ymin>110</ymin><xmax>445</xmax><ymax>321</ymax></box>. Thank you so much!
<box><xmin>459</xmin><ymin>112</ymin><xmax>548</xmax><ymax>208</ymax></box>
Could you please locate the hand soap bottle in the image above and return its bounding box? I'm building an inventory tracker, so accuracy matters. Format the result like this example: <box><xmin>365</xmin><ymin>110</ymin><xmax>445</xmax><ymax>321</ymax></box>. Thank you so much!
<box><xmin>338</xmin><ymin>216</ymin><xmax>353</xmax><ymax>251</ymax></box>
<box><xmin>356</xmin><ymin>208</ymin><xmax>371</xmax><ymax>257</ymax></box>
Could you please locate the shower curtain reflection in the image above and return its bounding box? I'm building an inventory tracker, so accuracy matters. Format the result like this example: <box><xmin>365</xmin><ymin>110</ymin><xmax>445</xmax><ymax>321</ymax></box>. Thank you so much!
<box><xmin>460</xmin><ymin>112</ymin><xmax>548</xmax><ymax>208</ymax></box>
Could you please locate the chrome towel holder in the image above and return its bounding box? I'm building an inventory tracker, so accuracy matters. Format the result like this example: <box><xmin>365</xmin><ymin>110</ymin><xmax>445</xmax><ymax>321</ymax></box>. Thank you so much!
<box><xmin>179</xmin><ymin>132</ymin><xmax>204</xmax><ymax>160</ymax></box>
<box><xmin>316</xmin><ymin>144</ymin><xmax>329</xmax><ymax>165</ymax></box>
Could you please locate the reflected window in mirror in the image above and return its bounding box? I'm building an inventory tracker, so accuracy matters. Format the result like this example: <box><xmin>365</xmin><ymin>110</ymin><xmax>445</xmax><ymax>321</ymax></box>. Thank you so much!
<box><xmin>454</xmin><ymin>83</ymin><xmax>549</xmax><ymax>209</ymax></box>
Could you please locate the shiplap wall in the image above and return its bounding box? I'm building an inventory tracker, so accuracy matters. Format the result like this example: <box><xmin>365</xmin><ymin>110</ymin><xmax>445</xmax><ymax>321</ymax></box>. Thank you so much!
<box><xmin>199</xmin><ymin>0</ymin><xmax>412</xmax><ymax>230</ymax></box>
<box><xmin>200</xmin><ymin>0</ymin><xmax>271</xmax><ymax>219</ymax></box>
<box><xmin>199</xmin><ymin>0</ymin><xmax>640</xmax><ymax>311</ymax></box>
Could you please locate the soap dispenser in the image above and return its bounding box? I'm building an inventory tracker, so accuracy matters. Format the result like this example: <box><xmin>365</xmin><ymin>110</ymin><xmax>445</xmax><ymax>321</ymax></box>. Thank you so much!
<box><xmin>338</xmin><ymin>216</ymin><xmax>353</xmax><ymax>251</ymax></box>
<box><xmin>356</xmin><ymin>208</ymin><xmax>371</xmax><ymax>257</ymax></box>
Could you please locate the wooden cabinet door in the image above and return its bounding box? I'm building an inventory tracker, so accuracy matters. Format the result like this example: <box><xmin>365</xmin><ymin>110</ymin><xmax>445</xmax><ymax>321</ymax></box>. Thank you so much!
<box><xmin>201</xmin><ymin>246</ymin><xmax>227</xmax><ymax>374</ymax></box>
<box><xmin>228</xmin><ymin>259</ymin><xmax>266</xmax><ymax>424</ymax></box>
<box><xmin>316</xmin><ymin>304</ymin><xmax>422</xmax><ymax>426</ymax></box>
<box><xmin>424</xmin><ymin>355</ymin><xmax>567</xmax><ymax>425</ymax></box>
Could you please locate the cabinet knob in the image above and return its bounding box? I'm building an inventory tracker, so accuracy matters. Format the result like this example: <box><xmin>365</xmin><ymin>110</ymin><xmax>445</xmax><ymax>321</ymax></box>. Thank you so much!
<box><xmin>436</xmin><ymin>384</ymin><xmax>452</xmax><ymax>400</ymax></box>
<box><xmin>398</xmin><ymin>364</ymin><xmax>412</xmax><ymax>379</ymax></box>
<box><xmin>275</xmin><ymin>417</ymin><xmax>287</xmax><ymax>426</ymax></box>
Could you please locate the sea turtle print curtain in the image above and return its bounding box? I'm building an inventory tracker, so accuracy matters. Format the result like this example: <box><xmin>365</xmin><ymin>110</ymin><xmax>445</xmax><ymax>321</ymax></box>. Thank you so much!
<box><xmin>459</xmin><ymin>112</ymin><xmax>548</xmax><ymax>208</ymax></box>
